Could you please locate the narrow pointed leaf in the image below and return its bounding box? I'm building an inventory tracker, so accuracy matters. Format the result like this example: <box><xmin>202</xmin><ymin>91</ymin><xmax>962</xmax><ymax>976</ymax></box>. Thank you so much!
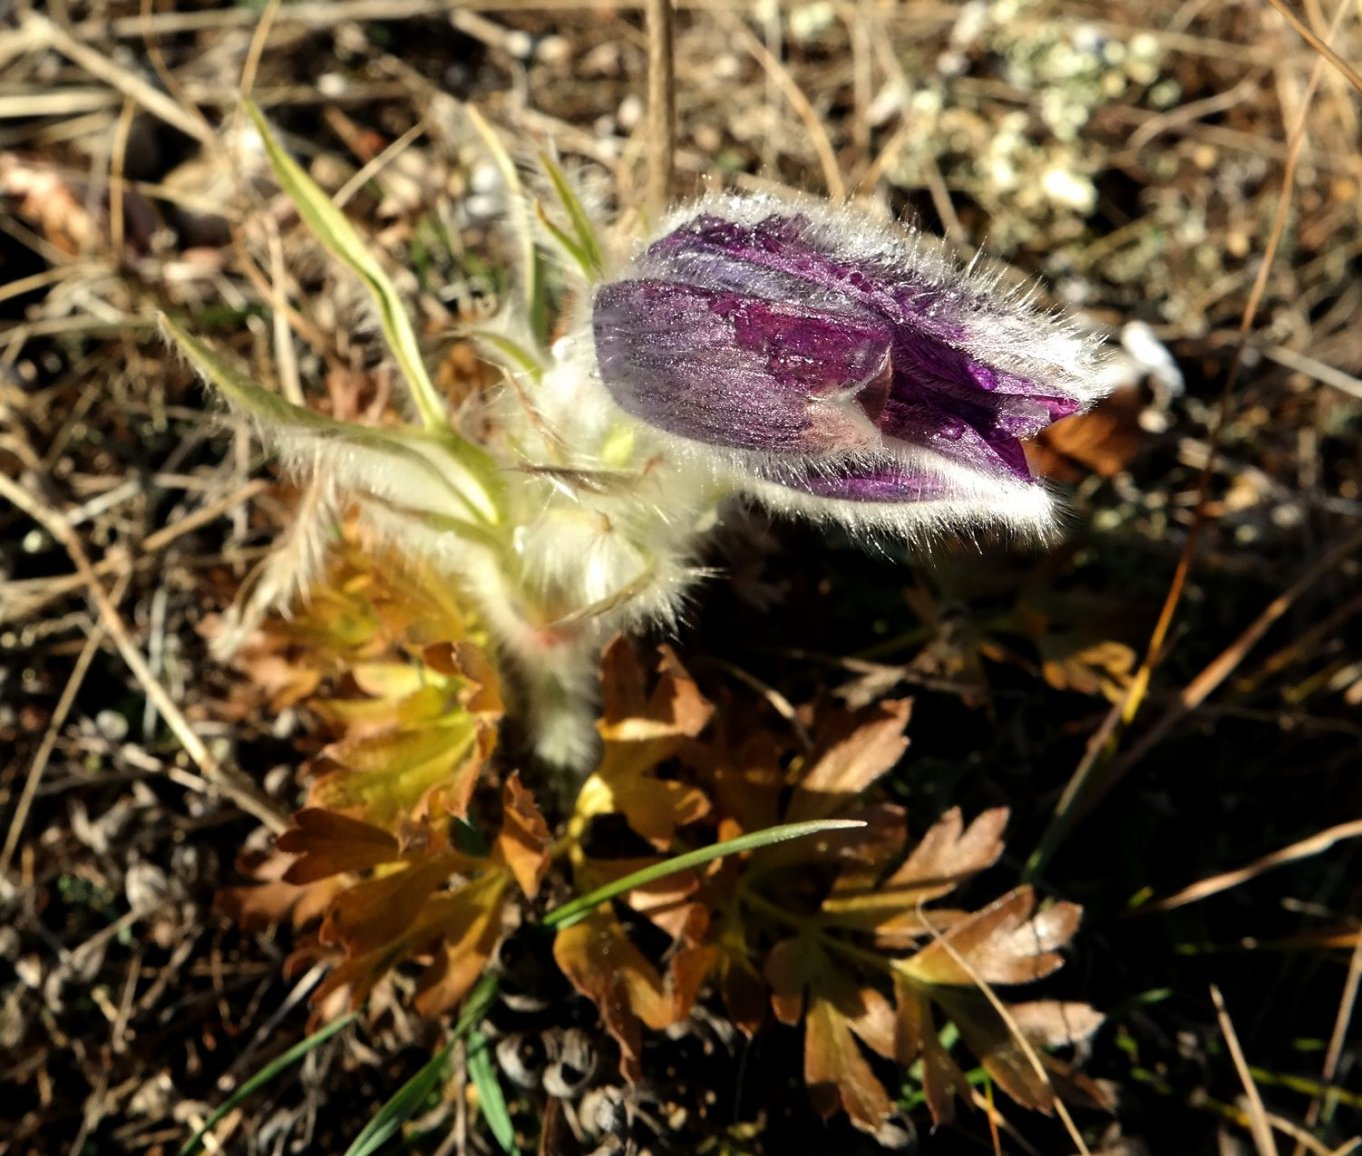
<box><xmin>243</xmin><ymin>100</ymin><xmax>447</xmax><ymax>433</ymax></box>
<box><xmin>539</xmin><ymin>152</ymin><xmax>604</xmax><ymax>280</ymax></box>
<box><xmin>468</xmin><ymin>1030</ymin><xmax>520</xmax><ymax>1154</ymax></box>
<box><xmin>179</xmin><ymin>1014</ymin><xmax>356</xmax><ymax>1156</ymax></box>
<box><xmin>544</xmin><ymin>818</ymin><xmax>865</xmax><ymax>930</ymax></box>
<box><xmin>162</xmin><ymin>312</ymin><xmax>494</xmax><ymax>527</ymax></box>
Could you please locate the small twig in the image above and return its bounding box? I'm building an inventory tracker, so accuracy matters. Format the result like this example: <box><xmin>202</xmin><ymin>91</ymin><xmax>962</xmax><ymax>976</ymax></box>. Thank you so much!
<box><xmin>0</xmin><ymin>569</ymin><xmax>131</xmax><ymax>878</ymax></box>
<box><xmin>1301</xmin><ymin>928</ymin><xmax>1362</xmax><ymax>1148</ymax></box>
<box><xmin>23</xmin><ymin>12</ymin><xmax>215</xmax><ymax>145</ymax></box>
<box><xmin>239</xmin><ymin>0</ymin><xmax>285</xmax><ymax>100</ymax></box>
<box><xmin>1264</xmin><ymin>0</ymin><xmax>1362</xmax><ymax>95</ymax></box>
<box><xmin>1139</xmin><ymin>818</ymin><xmax>1362</xmax><ymax>913</ymax></box>
<box><xmin>1265</xmin><ymin>344</ymin><xmax>1362</xmax><ymax>401</ymax></box>
<box><xmin>0</xmin><ymin>472</ymin><xmax>288</xmax><ymax>833</ymax></box>
<box><xmin>333</xmin><ymin>120</ymin><xmax>427</xmax><ymax>209</ymax></box>
<box><xmin>723</xmin><ymin>12</ymin><xmax>845</xmax><ymax>201</ymax></box>
<box><xmin>108</xmin><ymin>97</ymin><xmax>136</xmax><ymax>260</ymax></box>
<box><xmin>645</xmin><ymin>0</ymin><xmax>676</xmax><ymax>221</ymax></box>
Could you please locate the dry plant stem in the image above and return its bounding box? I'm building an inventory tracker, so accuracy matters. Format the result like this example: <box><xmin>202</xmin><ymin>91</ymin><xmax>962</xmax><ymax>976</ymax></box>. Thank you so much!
<box><xmin>1143</xmin><ymin>817</ymin><xmax>1362</xmax><ymax>913</ymax></box>
<box><xmin>645</xmin><ymin>0</ymin><xmax>675</xmax><ymax>222</ymax></box>
<box><xmin>334</xmin><ymin>121</ymin><xmax>428</xmax><ymax>208</ymax></box>
<box><xmin>1299</xmin><ymin>927</ymin><xmax>1362</xmax><ymax>1151</ymax></box>
<box><xmin>239</xmin><ymin>0</ymin><xmax>286</xmax><ymax>99</ymax></box>
<box><xmin>21</xmin><ymin>13</ymin><xmax>214</xmax><ymax>145</ymax></box>
<box><xmin>917</xmin><ymin>901</ymin><xmax>1092</xmax><ymax>1156</ymax></box>
<box><xmin>964</xmin><ymin>1089</ymin><xmax>1043</xmax><ymax>1156</ymax></box>
<box><xmin>1210</xmin><ymin>984</ymin><xmax>1279</xmax><ymax>1156</ymax></box>
<box><xmin>1265</xmin><ymin>344</ymin><xmax>1362</xmax><ymax>402</ymax></box>
<box><xmin>109</xmin><ymin>97</ymin><xmax>136</xmax><ymax>260</ymax></box>
<box><xmin>266</xmin><ymin>223</ymin><xmax>305</xmax><ymax>406</ymax></box>
<box><xmin>722</xmin><ymin>12</ymin><xmax>846</xmax><ymax>201</ymax></box>
<box><xmin>1264</xmin><ymin>0</ymin><xmax>1362</xmax><ymax>94</ymax></box>
<box><xmin>0</xmin><ymin>569</ymin><xmax>132</xmax><ymax>878</ymax></box>
<box><xmin>0</xmin><ymin>472</ymin><xmax>289</xmax><ymax>834</ymax></box>
<box><xmin>1037</xmin><ymin>525</ymin><xmax>1362</xmax><ymax>869</ymax></box>
<box><xmin>1027</xmin><ymin>5</ymin><xmax>1345</xmax><ymax>876</ymax></box>
<box><xmin>1269</xmin><ymin>1112</ymin><xmax>1348</xmax><ymax>1156</ymax></box>
<box><xmin>1126</xmin><ymin>3</ymin><xmax>1340</xmax><ymax>725</ymax></box>
<box><xmin>0</xmin><ymin>478</ymin><xmax>270</xmax><ymax>624</ymax></box>
<box><xmin>1108</xmin><ymin>525</ymin><xmax>1362</xmax><ymax>776</ymax></box>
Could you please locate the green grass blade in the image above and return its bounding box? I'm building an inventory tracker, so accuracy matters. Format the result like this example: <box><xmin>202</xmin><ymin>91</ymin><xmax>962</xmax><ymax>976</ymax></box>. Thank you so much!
<box><xmin>179</xmin><ymin>1013</ymin><xmax>356</xmax><ymax>1156</ymax></box>
<box><xmin>539</xmin><ymin>153</ymin><xmax>604</xmax><ymax>281</ymax></box>
<box><xmin>242</xmin><ymin>100</ymin><xmax>446</xmax><ymax>433</ymax></box>
<box><xmin>544</xmin><ymin>818</ymin><xmax>867</xmax><ymax>930</ymax></box>
<box><xmin>454</xmin><ymin>972</ymin><xmax>501</xmax><ymax>1040</ymax></box>
<box><xmin>468</xmin><ymin>1029</ymin><xmax>519</xmax><ymax>1154</ymax></box>
<box><xmin>343</xmin><ymin>1039</ymin><xmax>456</xmax><ymax>1156</ymax></box>
<box><xmin>533</xmin><ymin>199</ymin><xmax>595</xmax><ymax>282</ymax></box>
<box><xmin>343</xmin><ymin>975</ymin><xmax>502</xmax><ymax>1156</ymax></box>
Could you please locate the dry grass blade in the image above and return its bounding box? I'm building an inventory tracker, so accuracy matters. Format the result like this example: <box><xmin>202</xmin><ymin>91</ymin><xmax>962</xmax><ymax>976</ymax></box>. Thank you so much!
<box><xmin>1263</xmin><ymin>0</ymin><xmax>1362</xmax><ymax>95</ymax></box>
<box><xmin>1210</xmin><ymin>984</ymin><xmax>1279</xmax><ymax>1156</ymax></box>
<box><xmin>645</xmin><ymin>0</ymin><xmax>676</xmax><ymax>221</ymax></box>
<box><xmin>1298</xmin><ymin>932</ymin><xmax>1362</xmax><ymax>1155</ymax></box>
<box><xmin>1027</xmin><ymin>0</ymin><xmax>1355</xmax><ymax>878</ymax></box>
<box><xmin>21</xmin><ymin>12</ymin><xmax>215</xmax><ymax>144</ymax></box>
<box><xmin>1142</xmin><ymin>818</ymin><xmax>1362</xmax><ymax>913</ymax></box>
<box><xmin>1110</xmin><ymin>526</ymin><xmax>1362</xmax><ymax>777</ymax></box>
<box><xmin>720</xmin><ymin>12</ymin><xmax>845</xmax><ymax>200</ymax></box>
<box><xmin>1030</xmin><ymin>525</ymin><xmax>1362</xmax><ymax>877</ymax></box>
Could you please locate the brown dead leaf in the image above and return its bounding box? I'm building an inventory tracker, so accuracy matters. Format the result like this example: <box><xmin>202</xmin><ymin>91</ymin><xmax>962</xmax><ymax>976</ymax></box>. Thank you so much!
<box><xmin>575</xmin><ymin>644</ymin><xmax>713</xmax><ymax>848</ymax></box>
<box><xmin>886</xmin><ymin>887</ymin><xmax>1096</xmax><ymax>1117</ymax></box>
<box><xmin>786</xmin><ymin>699</ymin><xmax>912</xmax><ymax>822</ymax></box>
<box><xmin>765</xmin><ymin>934</ymin><xmax>901</xmax><ymax>1133</ymax></box>
<box><xmin>413</xmin><ymin>875</ymin><xmax>510</xmax><ymax>1016</ymax></box>
<box><xmin>891</xmin><ymin>972</ymin><xmax>973</xmax><ymax>1124</ymax></box>
<box><xmin>314</xmin><ymin>871</ymin><xmax>509</xmax><ymax>1016</ymax></box>
<box><xmin>493</xmin><ymin>773</ymin><xmax>552</xmax><ymax>898</ymax></box>
<box><xmin>900</xmin><ymin>886</ymin><xmax>1080</xmax><ymax>988</ymax></box>
<box><xmin>553</xmin><ymin>906</ymin><xmax>709</xmax><ymax>1081</ymax></box>
<box><xmin>1026</xmin><ymin>385</ymin><xmax>1142</xmax><ymax>482</ymax></box>
<box><xmin>599</xmin><ymin>640</ymin><xmax>713</xmax><ymax>741</ymax></box>
<box><xmin>1040</xmin><ymin>636</ymin><xmax>1137</xmax><ymax>703</ymax></box>
<box><xmin>320</xmin><ymin>855</ymin><xmax>462</xmax><ymax>956</ymax></box>
<box><xmin>276</xmin><ymin>809</ymin><xmax>402</xmax><ymax>883</ymax></box>
<box><xmin>821</xmin><ymin>807</ymin><xmax>1009</xmax><ymax>945</ymax></box>
<box><xmin>216</xmin><ymin>847</ymin><xmax>347</xmax><ymax>932</ymax></box>
<box><xmin>1008</xmin><ymin>1000</ymin><xmax>1105</xmax><ymax>1049</ymax></box>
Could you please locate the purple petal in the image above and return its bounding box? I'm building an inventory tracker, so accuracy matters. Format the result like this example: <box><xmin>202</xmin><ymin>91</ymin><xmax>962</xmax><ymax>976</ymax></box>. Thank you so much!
<box><xmin>593</xmin><ymin>201</ymin><xmax>1103</xmax><ymax>502</ymax></box>
<box><xmin>594</xmin><ymin>279</ymin><xmax>891</xmax><ymax>453</ymax></box>
<box><xmin>765</xmin><ymin>460</ymin><xmax>955</xmax><ymax>503</ymax></box>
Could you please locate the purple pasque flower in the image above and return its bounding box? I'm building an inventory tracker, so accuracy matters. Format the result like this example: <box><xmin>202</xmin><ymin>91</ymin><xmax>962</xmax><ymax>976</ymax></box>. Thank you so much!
<box><xmin>592</xmin><ymin>196</ymin><xmax>1109</xmax><ymax>536</ymax></box>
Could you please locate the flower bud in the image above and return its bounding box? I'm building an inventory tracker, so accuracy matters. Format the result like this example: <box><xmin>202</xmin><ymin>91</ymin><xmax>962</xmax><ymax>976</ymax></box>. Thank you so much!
<box><xmin>592</xmin><ymin>197</ymin><xmax>1110</xmax><ymax>536</ymax></box>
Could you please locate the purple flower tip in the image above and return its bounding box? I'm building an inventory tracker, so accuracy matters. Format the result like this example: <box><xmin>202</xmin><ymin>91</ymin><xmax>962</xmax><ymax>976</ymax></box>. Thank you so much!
<box><xmin>592</xmin><ymin>196</ymin><xmax>1110</xmax><ymax>528</ymax></box>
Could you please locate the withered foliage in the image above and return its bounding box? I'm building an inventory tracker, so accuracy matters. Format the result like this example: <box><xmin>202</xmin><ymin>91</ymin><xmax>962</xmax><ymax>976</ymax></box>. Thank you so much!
<box><xmin>218</xmin><ymin>538</ymin><xmax>1101</xmax><ymax>1139</ymax></box>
